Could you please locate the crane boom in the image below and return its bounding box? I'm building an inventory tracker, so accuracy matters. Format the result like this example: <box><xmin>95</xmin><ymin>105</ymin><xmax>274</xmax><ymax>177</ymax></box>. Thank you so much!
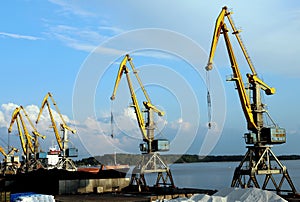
<box><xmin>8</xmin><ymin>107</ymin><xmax>35</xmax><ymax>154</ymax></box>
<box><xmin>205</xmin><ymin>6</ymin><xmax>275</xmax><ymax>132</ymax></box>
<box><xmin>110</xmin><ymin>54</ymin><xmax>165</xmax><ymax>149</ymax></box>
<box><xmin>36</xmin><ymin>93</ymin><xmax>62</xmax><ymax>150</ymax></box>
<box><xmin>111</xmin><ymin>56</ymin><xmax>148</xmax><ymax>141</ymax></box>
<box><xmin>20</xmin><ymin>106</ymin><xmax>46</xmax><ymax>140</ymax></box>
<box><xmin>36</xmin><ymin>92</ymin><xmax>76</xmax><ymax>151</ymax></box>
<box><xmin>207</xmin><ymin>6</ymin><xmax>296</xmax><ymax>194</ymax></box>
<box><xmin>110</xmin><ymin>54</ymin><xmax>174</xmax><ymax>188</ymax></box>
<box><xmin>128</xmin><ymin>56</ymin><xmax>152</xmax><ymax>103</ymax></box>
<box><xmin>0</xmin><ymin>146</ymin><xmax>18</xmax><ymax>157</ymax></box>
<box><xmin>0</xmin><ymin>146</ymin><xmax>7</xmax><ymax>157</ymax></box>
<box><xmin>111</xmin><ymin>54</ymin><xmax>153</xmax><ymax>103</ymax></box>
<box><xmin>111</xmin><ymin>55</ymin><xmax>129</xmax><ymax>101</ymax></box>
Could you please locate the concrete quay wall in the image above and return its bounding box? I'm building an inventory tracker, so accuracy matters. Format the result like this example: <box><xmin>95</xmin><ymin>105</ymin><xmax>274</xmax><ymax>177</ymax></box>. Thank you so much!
<box><xmin>58</xmin><ymin>178</ymin><xmax>130</xmax><ymax>194</ymax></box>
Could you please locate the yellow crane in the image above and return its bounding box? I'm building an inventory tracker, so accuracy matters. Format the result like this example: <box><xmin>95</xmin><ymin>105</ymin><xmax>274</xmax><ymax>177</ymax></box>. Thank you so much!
<box><xmin>0</xmin><ymin>146</ymin><xmax>19</xmax><ymax>174</ymax></box>
<box><xmin>206</xmin><ymin>6</ymin><xmax>275</xmax><ymax>135</ymax></box>
<box><xmin>205</xmin><ymin>6</ymin><xmax>296</xmax><ymax>195</ymax></box>
<box><xmin>8</xmin><ymin>106</ymin><xmax>45</xmax><ymax>157</ymax></box>
<box><xmin>8</xmin><ymin>106</ymin><xmax>46</xmax><ymax>171</ymax></box>
<box><xmin>111</xmin><ymin>54</ymin><xmax>174</xmax><ymax>190</ymax></box>
<box><xmin>36</xmin><ymin>92</ymin><xmax>76</xmax><ymax>151</ymax></box>
<box><xmin>111</xmin><ymin>54</ymin><xmax>165</xmax><ymax>151</ymax></box>
<box><xmin>36</xmin><ymin>92</ymin><xmax>77</xmax><ymax>171</ymax></box>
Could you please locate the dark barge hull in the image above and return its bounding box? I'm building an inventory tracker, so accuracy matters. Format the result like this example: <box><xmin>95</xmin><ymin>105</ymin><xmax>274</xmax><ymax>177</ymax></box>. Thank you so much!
<box><xmin>1</xmin><ymin>168</ymin><xmax>129</xmax><ymax>195</ymax></box>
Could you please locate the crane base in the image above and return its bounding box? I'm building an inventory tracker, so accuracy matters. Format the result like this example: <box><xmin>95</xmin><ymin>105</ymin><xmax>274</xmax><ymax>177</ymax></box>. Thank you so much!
<box><xmin>56</xmin><ymin>158</ymin><xmax>77</xmax><ymax>171</ymax></box>
<box><xmin>231</xmin><ymin>145</ymin><xmax>297</xmax><ymax>195</ymax></box>
<box><xmin>129</xmin><ymin>152</ymin><xmax>175</xmax><ymax>192</ymax></box>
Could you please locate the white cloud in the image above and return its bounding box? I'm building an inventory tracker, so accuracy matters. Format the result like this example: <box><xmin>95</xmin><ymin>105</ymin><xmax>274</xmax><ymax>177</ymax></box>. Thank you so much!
<box><xmin>1</xmin><ymin>103</ymin><xmax>20</xmax><ymax>128</ymax></box>
<box><xmin>0</xmin><ymin>102</ymin><xmax>73</xmax><ymax>136</ymax></box>
<box><xmin>93</xmin><ymin>46</ymin><xmax>126</xmax><ymax>56</ymax></box>
<box><xmin>0</xmin><ymin>102</ymin><xmax>134</xmax><ymax>155</ymax></box>
<box><xmin>98</xmin><ymin>26</ymin><xmax>123</xmax><ymax>35</ymax></box>
<box><xmin>2</xmin><ymin>103</ymin><xmax>19</xmax><ymax>112</ymax></box>
<box><xmin>113</xmin><ymin>108</ymin><xmax>140</xmax><ymax>139</ymax></box>
<box><xmin>170</xmin><ymin>117</ymin><xmax>192</xmax><ymax>132</ymax></box>
<box><xmin>0</xmin><ymin>111</ymin><xmax>6</xmax><ymax>128</ymax></box>
<box><xmin>45</xmin><ymin>0</ymin><xmax>300</xmax><ymax>77</ymax></box>
<box><xmin>0</xmin><ymin>102</ymin><xmax>202</xmax><ymax>156</ymax></box>
<box><xmin>47</xmin><ymin>24</ymin><xmax>125</xmax><ymax>53</ymax></box>
<box><xmin>0</xmin><ymin>32</ymin><xmax>42</xmax><ymax>40</ymax></box>
<box><xmin>123</xmin><ymin>107</ymin><xmax>136</xmax><ymax>121</ymax></box>
<box><xmin>0</xmin><ymin>102</ymin><xmax>79</xmax><ymax>154</ymax></box>
<box><xmin>45</xmin><ymin>1</ymin><xmax>126</xmax><ymax>53</ymax></box>
<box><xmin>53</xmin><ymin>25</ymin><xmax>107</xmax><ymax>43</ymax></box>
<box><xmin>48</xmin><ymin>0</ymin><xmax>96</xmax><ymax>17</ymax></box>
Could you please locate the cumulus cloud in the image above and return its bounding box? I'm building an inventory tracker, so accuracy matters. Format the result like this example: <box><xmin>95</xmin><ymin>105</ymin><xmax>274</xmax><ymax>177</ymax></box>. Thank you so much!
<box><xmin>1</xmin><ymin>103</ymin><xmax>20</xmax><ymax>127</ymax></box>
<box><xmin>0</xmin><ymin>102</ymin><xmax>198</xmax><ymax>156</ymax></box>
<box><xmin>46</xmin><ymin>24</ymin><xmax>124</xmax><ymax>53</ymax></box>
<box><xmin>0</xmin><ymin>102</ymin><xmax>139</xmax><ymax>155</ymax></box>
<box><xmin>0</xmin><ymin>103</ymin><xmax>75</xmax><ymax>148</ymax></box>
<box><xmin>0</xmin><ymin>111</ymin><xmax>6</xmax><ymax>128</ymax></box>
<box><xmin>48</xmin><ymin>0</ymin><xmax>96</xmax><ymax>17</ymax></box>
<box><xmin>169</xmin><ymin>117</ymin><xmax>192</xmax><ymax>132</ymax></box>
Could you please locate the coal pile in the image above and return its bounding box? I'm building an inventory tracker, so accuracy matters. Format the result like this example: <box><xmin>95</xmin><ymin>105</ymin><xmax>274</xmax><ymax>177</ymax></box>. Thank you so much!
<box><xmin>3</xmin><ymin>168</ymin><xmax>128</xmax><ymax>195</ymax></box>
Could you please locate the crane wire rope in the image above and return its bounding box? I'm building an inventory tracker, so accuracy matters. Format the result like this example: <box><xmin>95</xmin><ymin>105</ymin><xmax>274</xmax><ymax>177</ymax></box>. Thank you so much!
<box><xmin>0</xmin><ymin>135</ymin><xmax>7</xmax><ymax>147</ymax></box>
<box><xmin>206</xmin><ymin>70</ymin><xmax>212</xmax><ymax>129</ymax></box>
<box><xmin>110</xmin><ymin>100</ymin><xmax>114</xmax><ymax>138</ymax></box>
<box><xmin>0</xmin><ymin>133</ymin><xmax>9</xmax><ymax>153</ymax></box>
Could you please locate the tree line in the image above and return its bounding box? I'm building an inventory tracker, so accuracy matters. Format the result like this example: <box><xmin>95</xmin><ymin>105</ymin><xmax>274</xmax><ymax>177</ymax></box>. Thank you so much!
<box><xmin>75</xmin><ymin>153</ymin><xmax>300</xmax><ymax>166</ymax></box>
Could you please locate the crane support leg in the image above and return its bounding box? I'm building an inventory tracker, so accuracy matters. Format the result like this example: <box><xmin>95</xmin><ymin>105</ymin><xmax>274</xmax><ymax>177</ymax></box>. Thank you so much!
<box><xmin>129</xmin><ymin>152</ymin><xmax>175</xmax><ymax>192</ymax></box>
<box><xmin>231</xmin><ymin>146</ymin><xmax>297</xmax><ymax>195</ymax></box>
<box><xmin>56</xmin><ymin>158</ymin><xmax>77</xmax><ymax>171</ymax></box>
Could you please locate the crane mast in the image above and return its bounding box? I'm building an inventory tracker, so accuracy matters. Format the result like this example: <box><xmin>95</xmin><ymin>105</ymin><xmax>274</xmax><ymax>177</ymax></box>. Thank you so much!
<box><xmin>205</xmin><ymin>6</ymin><xmax>296</xmax><ymax>195</ymax></box>
<box><xmin>110</xmin><ymin>54</ymin><xmax>174</xmax><ymax>190</ymax></box>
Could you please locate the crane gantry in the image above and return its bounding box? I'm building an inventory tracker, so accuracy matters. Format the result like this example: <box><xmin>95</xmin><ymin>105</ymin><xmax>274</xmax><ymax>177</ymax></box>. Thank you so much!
<box><xmin>36</xmin><ymin>92</ymin><xmax>77</xmax><ymax>171</ymax></box>
<box><xmin>111</xmin><ymin>54</ymin><xmax>175</xmax><ymax>190</ymax></box>
<box><xmin>205</xmin><ymin>6</ymin><xmax>296</xmax><ymax>195</ymax></box>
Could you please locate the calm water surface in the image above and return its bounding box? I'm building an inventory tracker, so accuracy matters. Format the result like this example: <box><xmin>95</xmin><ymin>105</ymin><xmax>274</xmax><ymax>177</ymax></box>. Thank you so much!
<box><xmin>127</xmin><ymin>160</ymin><xmax>300</xmax><ymax>191</ymax></box>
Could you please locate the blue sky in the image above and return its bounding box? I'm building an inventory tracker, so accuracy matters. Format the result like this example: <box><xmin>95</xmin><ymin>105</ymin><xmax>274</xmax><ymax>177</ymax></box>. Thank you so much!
<box><xmin>0</xmin><ymin>1</ymin><xmax>300</xmax><ymax>160</ymax></box>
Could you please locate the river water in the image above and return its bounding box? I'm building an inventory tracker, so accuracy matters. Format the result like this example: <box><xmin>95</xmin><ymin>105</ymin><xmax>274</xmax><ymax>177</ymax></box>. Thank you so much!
<box><xmin>127</xmin><ymin>160</ymin><xmax>300</xmax><ymax>191</ymax></box>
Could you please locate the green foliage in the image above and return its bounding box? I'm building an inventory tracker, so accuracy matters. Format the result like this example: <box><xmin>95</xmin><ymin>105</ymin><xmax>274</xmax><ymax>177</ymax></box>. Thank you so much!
<box><xmin>75</xmin><ymin>154</ymin><xmax>300</xmax><ymax>166</ymax></box>
<box><xmin>76</xmin><ymin>157</ymin><xmax>100</xmax><ymax>166</ymax></box>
